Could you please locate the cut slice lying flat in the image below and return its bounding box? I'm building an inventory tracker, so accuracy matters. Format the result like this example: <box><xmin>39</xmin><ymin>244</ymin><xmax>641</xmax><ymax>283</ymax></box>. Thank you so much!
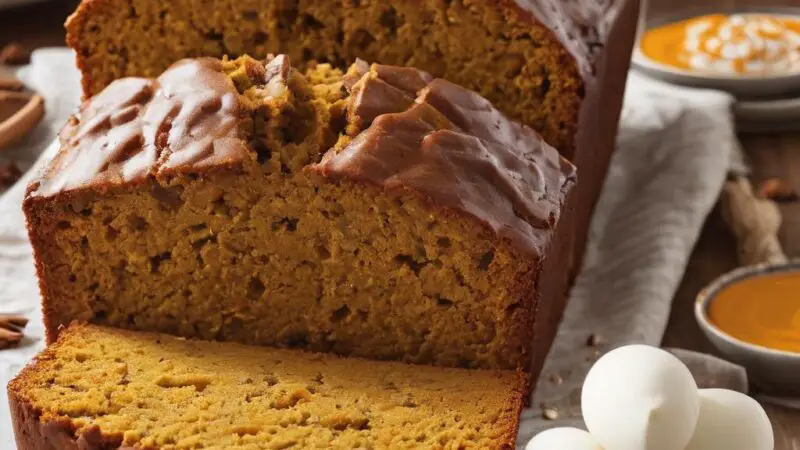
<box><xmin>9</xmin><ymin>323</ymin><xmax>524</xmax><ymax>449</ymax></box>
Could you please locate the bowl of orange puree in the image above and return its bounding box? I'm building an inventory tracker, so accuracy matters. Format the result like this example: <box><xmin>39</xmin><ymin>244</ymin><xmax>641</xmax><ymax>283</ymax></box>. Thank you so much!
<box><xmin>696</xmin><ymin>261</ymin><xmax>800</xmax><ymax>396</ymax></box>
<box><xmin>634</xmin><ymin>8</ymin><xmax>800</xmax><ymax>98</ymax></box>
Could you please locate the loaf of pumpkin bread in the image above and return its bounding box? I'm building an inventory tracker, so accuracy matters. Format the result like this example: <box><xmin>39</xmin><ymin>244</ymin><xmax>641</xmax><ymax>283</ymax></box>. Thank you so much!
<box><xmin>9</xmin><ymin>323</ymin><xmax>525</xmax><ymax>449</ymax></box>
<box><xmin>24</xmin><ymin>55</ymin><xmax>575</xmax><ymax>375</ymax></box>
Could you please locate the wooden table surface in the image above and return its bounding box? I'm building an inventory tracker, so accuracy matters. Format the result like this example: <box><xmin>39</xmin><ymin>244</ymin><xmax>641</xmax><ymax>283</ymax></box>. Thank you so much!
<box><xmin>2</xmin><ymin>0</ymin><xmax>799</xmax><ymax>447</ymax></box>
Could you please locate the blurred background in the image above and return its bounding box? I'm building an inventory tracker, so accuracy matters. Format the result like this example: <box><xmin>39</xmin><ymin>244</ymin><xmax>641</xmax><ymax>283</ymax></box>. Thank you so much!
<box><xmin>0</xmin><ymin>0</ymin><xmax>80</xmax><ymax>48</ymax></box>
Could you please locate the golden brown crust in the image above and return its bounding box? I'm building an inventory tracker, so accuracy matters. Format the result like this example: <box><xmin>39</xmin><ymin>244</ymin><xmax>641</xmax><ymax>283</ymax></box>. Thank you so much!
<box><xmin>29</xmin><ymin>56</ymin><xmax>573</xmax><ymax>258</ymax></box>
<box><xmin>498</xmin><ymin>369</ymin><xmax>530</xmax><ymax>449</ymax></box>
<box><xmin>9</xmin><ymin>391</ymin><xmax>132</xmax><ymax>450</ymax></box>
<box><xmin>22</xmin><ymin>195</ymin><xmax>72</xmax><ymax>344</ymax></box>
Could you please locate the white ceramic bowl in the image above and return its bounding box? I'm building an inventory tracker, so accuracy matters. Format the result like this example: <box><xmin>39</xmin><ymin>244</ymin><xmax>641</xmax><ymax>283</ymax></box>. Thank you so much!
<box><xmin>695</xmin><ymin>261</ymin><xmax>800</xmax><ymax>397</ymax></box>
<box><xmin>632</xmin><ymin>7</ymin><xmax>800</xmax><ymax>99</ymax></box>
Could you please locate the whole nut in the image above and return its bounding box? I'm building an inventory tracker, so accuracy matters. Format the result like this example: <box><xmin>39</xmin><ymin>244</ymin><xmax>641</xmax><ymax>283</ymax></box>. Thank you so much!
<box><xmin>0</xmin><ymin>43</ymin><xmax>31</xmax><ymax>66</ymax></box>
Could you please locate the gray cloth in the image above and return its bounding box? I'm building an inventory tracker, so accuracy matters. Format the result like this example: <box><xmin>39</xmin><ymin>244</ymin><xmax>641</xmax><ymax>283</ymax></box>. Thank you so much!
<box><xmin>0</xmin><ymin>52</ymin><xmax>747</xmax><ymax>449</ymax></box>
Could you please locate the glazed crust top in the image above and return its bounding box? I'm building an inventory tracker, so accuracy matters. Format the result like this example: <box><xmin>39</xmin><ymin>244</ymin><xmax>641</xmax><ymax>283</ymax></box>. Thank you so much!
<box><xmin>26</xmin><ymin>55</ymin><xmax>575</xmax><ymax>257</ymax></box>
<box><xmin>28</xmin><ymin>58</ymin><xmax>254</xmax><ymax>198</ymax></box>
<box><xmin>315</xmin><ymin>60</ymin><xmax>576</xmax><ymax>256</ymax></box>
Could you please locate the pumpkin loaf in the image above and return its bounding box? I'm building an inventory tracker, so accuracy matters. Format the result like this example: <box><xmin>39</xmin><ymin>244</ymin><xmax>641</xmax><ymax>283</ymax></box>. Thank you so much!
<box><xmin>24</xmin><ymin>55</ymin><xmax>575</xmax><ymax>375</ymax></box>
<box><xmin>9</xmin><ymin>323</ymin><xmax>525</xmax><ymax>449</ymax></box>
<box><xmin>65</xmin><ymin>0</ymin><xmax>641</xmax><ymax>286</ymax></box>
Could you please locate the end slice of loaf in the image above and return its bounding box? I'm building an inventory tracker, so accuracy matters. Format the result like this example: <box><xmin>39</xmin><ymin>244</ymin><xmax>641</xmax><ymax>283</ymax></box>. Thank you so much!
<box><xmin>8</xmin><ymin>323</ymin><xmax>524</xmax><ymax>450</ymax></box>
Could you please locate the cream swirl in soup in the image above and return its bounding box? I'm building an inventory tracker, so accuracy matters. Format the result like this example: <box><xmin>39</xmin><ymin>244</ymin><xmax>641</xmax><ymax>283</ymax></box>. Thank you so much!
<box><xmin>641</xmin><ymin>14</ymin><xmax>800</xmax><ymax>76</ymax></box>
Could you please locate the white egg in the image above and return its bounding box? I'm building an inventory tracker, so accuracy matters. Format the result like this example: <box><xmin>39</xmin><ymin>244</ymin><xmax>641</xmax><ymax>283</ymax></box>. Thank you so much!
<box><xmin>685</xmin><ymin>389</ymin><xmax>774</xmax><ymax>450</ymax></box>
<box><xmin>581</xmin><ymin>345</ymin><xmax>700</xmax><ymax>450</ymax></box>
<box><xmin>525</xmin><ymin>427</ymin><xmax>604</xmax><ymax>450</ymax></box>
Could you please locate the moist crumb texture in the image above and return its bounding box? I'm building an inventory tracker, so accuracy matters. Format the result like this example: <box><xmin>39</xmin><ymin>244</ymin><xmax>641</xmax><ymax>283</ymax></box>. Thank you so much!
<box><xmin>9</xmin><ymin>324</ymin><xmax>524</xmax><ymax>449</ymax></box>
<box><xmin>24</xmin><ymin>55</ymin><xmax>575</xmax><ymax>373</ymax></box>
<box><xmin>66</xmin><ymin>0</ymin><xmax>586</xmax><ymax>156</ymax></box>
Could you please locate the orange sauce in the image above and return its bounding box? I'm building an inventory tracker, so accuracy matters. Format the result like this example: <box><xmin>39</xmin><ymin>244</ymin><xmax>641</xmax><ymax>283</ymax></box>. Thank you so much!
<box><xmin>708</xmin><ymin>272</ymin><xmax>800</xmax><ymax>353</ymax></box>
<box><xmin>640</xmin><ymin>13</ymin><xmax>800</xmax><ymax>75</ymax></box>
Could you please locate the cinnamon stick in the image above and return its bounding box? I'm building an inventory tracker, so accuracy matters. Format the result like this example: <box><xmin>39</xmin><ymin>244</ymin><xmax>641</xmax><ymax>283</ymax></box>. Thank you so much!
<box><xmin>0</xmin><ymin>314</ymin><xmax>28</xmax><ymax>350</ymax></box>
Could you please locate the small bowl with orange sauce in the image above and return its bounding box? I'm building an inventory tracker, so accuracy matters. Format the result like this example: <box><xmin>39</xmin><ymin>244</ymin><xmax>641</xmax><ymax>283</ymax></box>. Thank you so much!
<box><xmin>633</xmin><ymin>8</ymin><xmax>800</xmax><ymax>98</ymax></box>
<box><xmin>696</xmin><ymin>261</ymin><xmax>800</xmax><ymax>396</ymax></box>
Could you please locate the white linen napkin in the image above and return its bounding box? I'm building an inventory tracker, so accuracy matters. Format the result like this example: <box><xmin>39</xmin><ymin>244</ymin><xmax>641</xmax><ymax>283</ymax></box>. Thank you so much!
<box><xmin>0</xmin><ymin>51</ymin><xmax>749</xmax><ymax>448</ymax></box>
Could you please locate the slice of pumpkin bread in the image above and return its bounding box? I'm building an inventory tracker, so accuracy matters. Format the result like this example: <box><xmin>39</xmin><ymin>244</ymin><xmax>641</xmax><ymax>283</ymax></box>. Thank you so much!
<box><xmin>9</xmin><ymin>323</ymin><xmax>525</xmax><ymax>449</ymax></box>
<box><xmin>24</xmin><ymin>54</ymin><xmax>575</xmax><ymax>373</ymax></box>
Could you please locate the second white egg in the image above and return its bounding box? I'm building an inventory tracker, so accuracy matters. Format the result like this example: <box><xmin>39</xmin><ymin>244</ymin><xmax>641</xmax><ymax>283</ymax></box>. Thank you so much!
<box><xmin>685</xmin><ymin>389</ymin><xmax>774</xmax><ymax>450</ymax></box>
